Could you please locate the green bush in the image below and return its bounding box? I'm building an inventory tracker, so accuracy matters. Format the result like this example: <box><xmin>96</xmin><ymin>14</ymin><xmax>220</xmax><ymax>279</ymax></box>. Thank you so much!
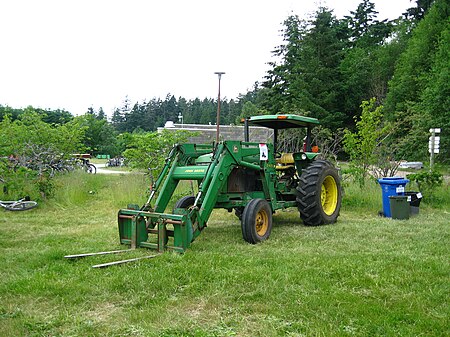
<box><xmin>407</xmin><ymin>170</ymin><xmax>448</xmax><ymax>208</ymax></box>
<box><xmin>123</xmin><ymin>129</ymin><xmax>193</xmax><ymax>172</ymax></box>
<box><xmin>407</xmin><ymin>170</ymin><xmax>443</xmax><ymax>190</ymax></box>
<box><xmin>0</xmin><ymin>110</ymin><xmax>86</xmax><ymax>199</ymax></box>
<box><xmin>0</xmin><ymin>167</ymin><xmax>39</xmax><ymax>201</ymax></box>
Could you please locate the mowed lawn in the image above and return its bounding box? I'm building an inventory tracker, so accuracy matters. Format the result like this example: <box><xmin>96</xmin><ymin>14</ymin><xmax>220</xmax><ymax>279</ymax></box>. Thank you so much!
<box><xmin>0</xmin><ymin>173</ymin><xmax>449</xmax><ymax>337</ymax></box>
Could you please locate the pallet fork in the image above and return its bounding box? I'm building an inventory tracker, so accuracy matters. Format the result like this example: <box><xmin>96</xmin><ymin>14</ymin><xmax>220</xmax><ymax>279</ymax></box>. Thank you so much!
<box><xmin>64</xmin><ymin>249</ymin><xmax>160</xmax><ymax>268</ymax></box>
<box><xmin>64</xmin><ymin>193</ymin><xmax>194</xmax><ymax>268</ymax></box>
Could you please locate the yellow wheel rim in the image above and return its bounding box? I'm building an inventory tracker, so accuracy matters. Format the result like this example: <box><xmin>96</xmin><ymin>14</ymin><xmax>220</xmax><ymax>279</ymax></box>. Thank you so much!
<box><xmin>321</xmin><ymin>175</ymin><xmax>338</xmax><ymax>216</ymax></box>
<box><xmin>255</xmin><ymin>209</ymin><xmax>269</xmax><ymax>236</ymax></box>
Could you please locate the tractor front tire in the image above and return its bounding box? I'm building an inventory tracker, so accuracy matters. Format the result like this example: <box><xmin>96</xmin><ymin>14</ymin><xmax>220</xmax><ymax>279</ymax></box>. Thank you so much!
<box><xmin>241</xmin><ymin>199</ymin><xmax>273</xmax><ymax>244</ymax></box>
<box><xmin>296</xmin><ymin>160</ymin><xmax>342</xmax><ymax>226</ymax></box>
<box><xmin>173</xmin><ymin>196</ymin><xmax>196</xmax><ymax>243</ymax></box>
<box><xmin>173</xmin><ymin>196</ymin><xmax>195</xmax><ymax>210</ymax></box>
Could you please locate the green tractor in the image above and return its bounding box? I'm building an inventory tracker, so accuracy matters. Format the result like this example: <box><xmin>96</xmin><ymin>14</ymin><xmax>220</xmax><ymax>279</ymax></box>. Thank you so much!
<box><xmin>116</xmin><ymin>114</ymin><xmax>342</xmax><ymax>253</ymax></box>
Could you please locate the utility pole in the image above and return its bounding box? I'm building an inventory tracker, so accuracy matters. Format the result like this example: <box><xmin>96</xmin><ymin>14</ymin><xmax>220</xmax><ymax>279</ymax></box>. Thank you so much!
<box><xmin>214</xmin><ymin>72</ymin><xmax>225</xmax><ymax>144</ymax></box>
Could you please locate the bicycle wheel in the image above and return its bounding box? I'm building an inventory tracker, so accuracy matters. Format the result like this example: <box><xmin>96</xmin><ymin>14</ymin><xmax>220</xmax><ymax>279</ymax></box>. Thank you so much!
<box><xmin>6</xmin><ymin>201</ymin><xmax>38</xmax><ymax>211</ymax></box>
<box><xmin>86</xmin><ymin>164</ymin><xmax>97</xmax><ymax>174</ymax></box>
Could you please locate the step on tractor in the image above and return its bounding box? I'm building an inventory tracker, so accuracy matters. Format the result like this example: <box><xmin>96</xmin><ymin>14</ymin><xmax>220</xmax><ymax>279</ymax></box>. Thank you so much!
<box><xmin>66</xmin><ymin>114</ymin><xmax>342</xmax><ymax>267</ymax></box>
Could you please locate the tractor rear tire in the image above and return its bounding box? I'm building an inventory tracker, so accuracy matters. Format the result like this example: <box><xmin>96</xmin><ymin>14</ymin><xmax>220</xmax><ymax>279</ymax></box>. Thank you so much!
<box><xmin>241</xmin><ymin>199</ymin><xmax>272</xmax><ymax>244</ymax></box>
<box><xmin>296</xmin><ymin>160</ymin><xmax>341</xmax><ymax>226</ymax></box>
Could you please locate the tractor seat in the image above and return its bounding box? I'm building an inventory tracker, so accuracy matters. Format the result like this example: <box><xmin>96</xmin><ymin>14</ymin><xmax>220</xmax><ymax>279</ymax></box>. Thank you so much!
<box><xmin>276</xmin><ymin>153</ymin><xmax>295</xmax><ymax>170</ymax></box>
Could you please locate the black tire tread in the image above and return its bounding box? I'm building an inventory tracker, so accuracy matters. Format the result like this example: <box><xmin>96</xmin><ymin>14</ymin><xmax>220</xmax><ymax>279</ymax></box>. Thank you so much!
<box><xmin>241</xmin><ymin>199</ymin><xmax>273</xmax><ymax>244</ymax></box>
<box><xmin>296</xmin><ymin>160</ymin><xmax>341</xmax><ymax>226</ymax></box>
<box><xmin>87</xmin><ymin>163</ymin><xmax>97</xmax><ymax>174</ymax></box>
<box><xmin>171</xmin><ymin>196</ymin><xmax>196</xmax><ymax>244</ymax></box>
<box><xmin>173</xmin><ymin>196</ymin><xmax>195</xmax><ymax>211</ymax></box>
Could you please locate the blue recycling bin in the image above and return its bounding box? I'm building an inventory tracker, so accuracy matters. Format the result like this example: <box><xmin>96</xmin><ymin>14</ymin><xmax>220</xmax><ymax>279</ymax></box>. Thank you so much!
<box><xmin>377</xmin><ymin>177</ymin><xmax>410</xmax><ymax>217</ymax></box>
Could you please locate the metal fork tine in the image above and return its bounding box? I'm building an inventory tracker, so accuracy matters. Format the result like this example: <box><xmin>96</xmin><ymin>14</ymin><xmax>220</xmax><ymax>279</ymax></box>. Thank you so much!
<box><xmin>64</xmin><ymin>249</ymin><xmax>133</xmax><ymax>259</ymax></box>
<box><xmin>92</xmin><ymin>255</ymin><xmax>159</xmax><ymax>268</ymax></box>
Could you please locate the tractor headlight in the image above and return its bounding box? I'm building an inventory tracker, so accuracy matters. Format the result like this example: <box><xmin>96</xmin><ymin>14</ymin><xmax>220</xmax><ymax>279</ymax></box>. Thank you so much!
<box><xmin>302</xmin><ymin>154</ymin><xmax>307</xmax><ymax>160</ymax></box>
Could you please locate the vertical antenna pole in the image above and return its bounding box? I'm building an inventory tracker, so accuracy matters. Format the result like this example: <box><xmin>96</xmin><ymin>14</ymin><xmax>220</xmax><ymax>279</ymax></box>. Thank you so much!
<box><xmin>214</xmin><ymin>72</ymin><xmax>225</xmax><ymax>144</ymax></box>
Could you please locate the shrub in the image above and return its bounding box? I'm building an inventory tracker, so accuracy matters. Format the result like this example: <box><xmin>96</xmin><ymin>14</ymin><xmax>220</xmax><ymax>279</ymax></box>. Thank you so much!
<box><xmin>406</xmin><ymin>170</ymin><xmax>445</xmax><ymax>205</ymax></box>
<box><xmin>0</xmin><ymin>110</ymin><xmax>86</xmax><ymax>199</ymax></box>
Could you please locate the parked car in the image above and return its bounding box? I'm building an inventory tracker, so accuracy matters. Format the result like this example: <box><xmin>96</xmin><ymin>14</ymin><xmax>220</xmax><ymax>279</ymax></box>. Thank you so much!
<box><xmin>399</xmin><ymin>161</ymin><xmax>424</xmax><ymax>169</ymax></box>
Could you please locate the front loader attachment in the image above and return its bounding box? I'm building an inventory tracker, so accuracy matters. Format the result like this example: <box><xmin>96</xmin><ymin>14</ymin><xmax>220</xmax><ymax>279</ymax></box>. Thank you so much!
<box><xmin>118</xmin><ymin>208</ymin><xmax>195</xmax><ymax>253</ymax></box>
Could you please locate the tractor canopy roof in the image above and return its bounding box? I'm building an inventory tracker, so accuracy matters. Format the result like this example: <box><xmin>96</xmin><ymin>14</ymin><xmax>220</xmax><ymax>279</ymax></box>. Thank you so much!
<box><xmin>247</xmin><ymin>114</ymin><xmax>319</xmax><ymax>129</ymax></box>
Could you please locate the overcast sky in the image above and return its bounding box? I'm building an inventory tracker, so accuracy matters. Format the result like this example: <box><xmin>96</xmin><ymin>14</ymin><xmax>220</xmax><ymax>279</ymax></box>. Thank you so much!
<box><xmin>0</xmin><ymin>0</ymin><xmax>412</xmax><ymax>116</ymax></box>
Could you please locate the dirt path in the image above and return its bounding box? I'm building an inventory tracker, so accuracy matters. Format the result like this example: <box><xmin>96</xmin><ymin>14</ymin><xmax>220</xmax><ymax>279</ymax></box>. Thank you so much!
<box><xmin>94</xmin><ymin>163</ymin><xmax>130</xmax><ymax>175</ymax></box>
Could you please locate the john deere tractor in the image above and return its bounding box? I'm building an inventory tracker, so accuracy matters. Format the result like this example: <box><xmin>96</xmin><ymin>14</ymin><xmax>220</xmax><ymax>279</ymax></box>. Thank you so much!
<box><xmin>115</xmin><ymin>114</ymin><xmax>342</xmax><ymax>253</ymax></box>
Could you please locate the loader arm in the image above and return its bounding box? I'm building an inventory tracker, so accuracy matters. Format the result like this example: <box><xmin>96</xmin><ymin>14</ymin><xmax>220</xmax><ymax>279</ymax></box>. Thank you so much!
<box><xmin>194</xmin><ymin>143</ymin><xmax>241</xmax><ymax>231</ymax></box>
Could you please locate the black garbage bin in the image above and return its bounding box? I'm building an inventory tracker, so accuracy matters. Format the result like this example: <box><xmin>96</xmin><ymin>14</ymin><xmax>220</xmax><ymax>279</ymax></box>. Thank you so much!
<box><xmin>405</xmin><ymin>191</ymin><xmax>423</xmax><ymax>216</ymax></box>
<box><xmin>389</xmin><ymin>195</ymin><xmax>410</xmax><ymax>220</ymax></box>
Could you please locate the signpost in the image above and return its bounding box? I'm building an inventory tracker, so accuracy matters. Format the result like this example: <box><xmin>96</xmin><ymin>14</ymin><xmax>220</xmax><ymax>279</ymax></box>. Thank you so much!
<box><xmin>429</xmin><ymin>128</ymin><xmax>441</xmax><ymax>170</ymax></box>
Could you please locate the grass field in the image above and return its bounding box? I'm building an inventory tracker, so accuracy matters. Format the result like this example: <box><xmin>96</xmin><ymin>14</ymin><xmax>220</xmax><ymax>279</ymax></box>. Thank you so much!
<box><xmin>0</xmin><ymin>172</ymin><xmax>449</xmax><ymax>336</ymax></box>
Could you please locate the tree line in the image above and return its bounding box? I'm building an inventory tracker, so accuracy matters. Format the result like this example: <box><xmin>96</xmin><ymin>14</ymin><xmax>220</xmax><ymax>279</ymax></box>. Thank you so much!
<box><xmin>261</xmin><ymin>0</ymin><xmax>448</xmax><ymax>161</ymax></box>
<box><xmin>1</xmin><ymin>0</ymin><xmax>448</xmax><ymax>162</ymax></box>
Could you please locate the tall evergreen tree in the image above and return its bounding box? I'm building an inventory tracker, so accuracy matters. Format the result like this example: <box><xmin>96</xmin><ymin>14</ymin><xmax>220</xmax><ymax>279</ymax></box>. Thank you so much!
<box><xmin>111</xmin><ymin>96</ymin><xmax>132</xmax><ymax>133</ymax></box>
<box><xmin>262</xmin><ymin>14</ymin><xmax>305</xmax><ymax>115</ymax></box>
<box><xmin>86</xmin><ymin>107</ymin><xmax>95</xmax><ymax>115</ymax></box>
<box><xmin>199</xmin><ymin>98</ymin><xmax>214</xmax><ymax>125</ymax></box>
<box><xmin>96</xmin><ymin>107</ymin><xmax>106</xmax><ymax>120</ymax></box>
<box><xmin>298</xmin><ymin>7</ymin><xmax>346</xmax><ymax>128</ymax></box>
<box><xmin>417</xmin><ymin>16</ymin><xmax>450</xmax><ymax>161</ymax></box>
<box><xmin>177</xmin><ymin>97</ymin><xmax>188</xmax><ymax>125</ymax></box>
<box><xmin>185</xmin><ymin>98</ymin><xmax>202</xmax><ymax>124</ymax></box>
<box><xmin>384</xmin><ymin>0</ymin><xmax>449</xmax><ymax>160</ymax></box>
<box><xmin>111</xmin><ymin>108</ymin><xmax>125</xmax><ymax>132</ymax></box>
<box><xmin>385</xmin><ymin>0</ymin><xmax>449</xmax><ymax>115</ymax></box>
<box><xmin>403</xmin><ymin>0</ymin><xmax>435</xmax><ymax>21</ymax></box>
<box><xmin>345</xmin><ymin>0</ymin><xmax>392</xmax><ymax>48</ymax></box>
<box><xmin>263</xmin><ymin>9</ymin><xmax>346</xmax><ymax>129</ymax></box>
